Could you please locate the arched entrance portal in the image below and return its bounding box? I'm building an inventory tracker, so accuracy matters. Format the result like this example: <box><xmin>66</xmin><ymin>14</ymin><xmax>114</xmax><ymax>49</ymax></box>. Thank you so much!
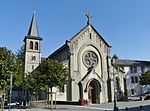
<box><xmin>88</xmin><ymin>79</ymin><xmax>101</xmax><ymax>104</ymax></box>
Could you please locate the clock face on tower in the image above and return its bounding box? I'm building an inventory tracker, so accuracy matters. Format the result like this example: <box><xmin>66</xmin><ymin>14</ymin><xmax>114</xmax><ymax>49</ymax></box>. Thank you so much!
<box><xmin>30</xmin><ymin>55</ymin><xmax>36</xmax><ymax>62</ymax></box>
<box><xmin>82</xmin><ymin>51</ymin><xmax>98</xmax><ymax>68</ymax></box>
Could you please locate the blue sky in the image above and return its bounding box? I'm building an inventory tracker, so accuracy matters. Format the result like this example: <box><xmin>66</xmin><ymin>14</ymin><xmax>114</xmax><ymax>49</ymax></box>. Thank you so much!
<box><xmin>0</xmin><ymin>0</ymin><xmax>150</xmax><ymax>60</ymax></box>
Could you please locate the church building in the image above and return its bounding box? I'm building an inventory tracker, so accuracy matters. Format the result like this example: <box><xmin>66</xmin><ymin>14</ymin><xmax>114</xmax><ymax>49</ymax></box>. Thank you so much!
<box><xmin>23</xmin><ymin>12</ymin><xmax>125</xmax><ymax>104</ymax></box>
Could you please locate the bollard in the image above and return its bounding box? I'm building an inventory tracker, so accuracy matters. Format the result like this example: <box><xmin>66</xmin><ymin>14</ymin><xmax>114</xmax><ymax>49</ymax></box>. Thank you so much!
<box><xmin>140</xmin><ymin>105</ymin><xmax>143</xmax><ymax>111</ymax></box>
<box><xmin>114</xmin><ymin>107</ymin><xmax>119</xmax><ymax>111</ymax></box>
<box><xmin>125</xmin><ymin>107</ymin><xmax>128</xmax><ymax>111</ymax></box>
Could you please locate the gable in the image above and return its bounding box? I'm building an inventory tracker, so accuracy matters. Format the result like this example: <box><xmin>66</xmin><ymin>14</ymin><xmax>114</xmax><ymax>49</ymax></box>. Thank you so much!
<box><xmin>68</xmin><ymin>24</ymin><xmax>111</xmax><ymax>57</ymax></box>
<box><xmin>69</xmin><ymin>24</ymin><xmax>111</xmax><ymax>48</ymax></box>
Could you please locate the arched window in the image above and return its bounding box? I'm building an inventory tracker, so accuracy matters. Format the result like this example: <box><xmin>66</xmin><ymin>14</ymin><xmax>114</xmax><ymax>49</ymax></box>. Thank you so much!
<box><xmin>35</xmin><ymin>42</ymin><xmax>38</xmax><ymax>50</ymax></box>
<box><xmin>29</xmin><ymin>41</ymin><xmax>33</xmax><ymax>49</ymax></box>
<box><xmin>32</xmin><ymin>65</ymin><xmax>34</xmax><ymax>70</ymax></box>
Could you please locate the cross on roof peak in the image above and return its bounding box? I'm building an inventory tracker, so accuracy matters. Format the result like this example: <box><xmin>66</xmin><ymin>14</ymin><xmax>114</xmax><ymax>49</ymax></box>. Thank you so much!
<box><xmin>86</xmin><ymin>12</ymin><xmax>92</xmax><ymax>25</ymax></box>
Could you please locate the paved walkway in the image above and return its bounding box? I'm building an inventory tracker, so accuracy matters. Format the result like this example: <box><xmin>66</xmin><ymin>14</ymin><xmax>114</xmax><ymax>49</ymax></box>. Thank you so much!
<box><xmin>3</xmin><ymin>100</ymin><xmax>150</xmax><ymax>111</ymax></box>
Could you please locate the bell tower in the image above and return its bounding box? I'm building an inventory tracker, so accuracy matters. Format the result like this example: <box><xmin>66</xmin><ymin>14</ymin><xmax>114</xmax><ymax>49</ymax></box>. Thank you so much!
<box><xmin>24</xmin><ymin>11</ymin><xmax>42</xmax><ymax>74</ymax></box>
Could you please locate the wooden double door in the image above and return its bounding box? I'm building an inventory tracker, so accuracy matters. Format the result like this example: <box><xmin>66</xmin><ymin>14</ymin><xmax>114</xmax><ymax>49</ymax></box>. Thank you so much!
<box><xmin>88</xmin><ymin>80</ymin><xmax>100</xmax><ymax>104</ymax></box>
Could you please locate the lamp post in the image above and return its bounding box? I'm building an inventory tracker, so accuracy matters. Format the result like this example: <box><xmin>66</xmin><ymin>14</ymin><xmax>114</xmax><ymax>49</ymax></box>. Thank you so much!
<box><xmin>23</xmin><ymin>73</ymin><xmax>27</xmax><ymax>106</ymax></box>
<box><xmin>8</xmin><ymin>73</ymin><xmax>13</xmax><ymax>111</ymax></box>
<box><xmin>113</xmin><ymin>67</ymin><xmax>119</xmax><ymax>111</ymax></box>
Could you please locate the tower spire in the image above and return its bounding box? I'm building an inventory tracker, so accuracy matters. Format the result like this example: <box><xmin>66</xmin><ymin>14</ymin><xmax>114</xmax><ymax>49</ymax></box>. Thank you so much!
<box><xmin>27</xmin><ymin>11</ymin><xmax>39</xmax><ymax>37</ymax></box>
<box><xmin>86</xmin><ymin>12</ymin><xmax>92</xmax><ymax>25</ymax></box>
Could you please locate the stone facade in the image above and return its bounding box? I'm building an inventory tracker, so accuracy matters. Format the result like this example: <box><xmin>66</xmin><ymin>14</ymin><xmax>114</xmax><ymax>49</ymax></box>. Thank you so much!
<box><xmin>48</xmin><ymin>21</ymin><xmax>125</xmax><ymax>103</ymax></box>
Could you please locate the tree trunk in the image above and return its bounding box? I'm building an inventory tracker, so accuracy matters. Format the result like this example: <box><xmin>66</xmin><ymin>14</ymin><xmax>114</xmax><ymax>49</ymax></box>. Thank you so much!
<box><xmin>1</xmin><ymin>95</ymin><xmax>4</xmax><ymax>111</ymax></box>
<box><xmin>50</xmin><ymin>87</ymin><xmax>53</xmax><ymax>108</ymax></box>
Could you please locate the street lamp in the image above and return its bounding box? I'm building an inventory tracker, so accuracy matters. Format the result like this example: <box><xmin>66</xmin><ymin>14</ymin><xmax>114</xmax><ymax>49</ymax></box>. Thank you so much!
<box><xmin>8</xmin><ymin>73</ymin><xmax>13</xmax><ymax>111</ymax></box>
<box><xmin>23</xmin><ymin>73</ymin><xmax>27</xmax><ymax>106</ymax></box>
<box><xmin>113</xmin><ymin>67</ymin><xmax>119</xmax><ymax>111</ymax></box>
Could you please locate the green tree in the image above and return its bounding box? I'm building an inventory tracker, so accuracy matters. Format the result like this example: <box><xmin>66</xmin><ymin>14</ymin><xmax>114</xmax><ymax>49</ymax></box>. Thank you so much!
<box><xmin>39</xmin><ymin>59</ymin><xmax>68</xmax><ymax>92</ymax></box>
<box><xmin>41</xmin><ymin>59</ymin><xmax>68</xmax><ymax>107</ymax></box>
<box><xmin>14</xmin><ymin>45</ymin><xmax>25</xmax><ymax>88</ymax></box>
<box><xmin>29</xmin><ymin>59</ymin><xmax>68</xmax><ymax>107</ymax></box>
<box><xmin>140</xmin><ymin>71</ymin><xmax>150</xmax><ymax>85</ymax></box>
<box><xmin>26</xmin><ymin>72</ymin><xmax>45</xmax><ymax>92</ymax></box>
<box><xmin>0</xmin><ymin>47</ymin><xmax>16</xmax><ymax>91</ymax></box>
<box><xmin>25</xmin><ymin>72</ymin><xmax>46</xmax><ymax>103</ymax></box>
<box><xmin>0</xmin><ymin>47</ymin><xmax>24</xmax><ymax>104</ymax></box>
<box><xmin>0</xmin><ymin>47</ymin><xmax>22</xmax><ymax>108</ymax></box>
<box><xmin>0</xmin><ymin>46</ymin><xmax>25</xmax><ymax>89</ymax></box>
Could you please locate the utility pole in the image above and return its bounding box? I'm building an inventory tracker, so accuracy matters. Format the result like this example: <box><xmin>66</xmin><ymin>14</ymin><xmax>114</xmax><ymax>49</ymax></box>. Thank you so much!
<box><xmin>8</xmin><ymin>73</ymin><xmax>13</xmax><ymax>111</ymax></box>
<box><xmin>113</xmin><ymin>67</ymin><xmax>119</xmax><ymax>111</ymax></box>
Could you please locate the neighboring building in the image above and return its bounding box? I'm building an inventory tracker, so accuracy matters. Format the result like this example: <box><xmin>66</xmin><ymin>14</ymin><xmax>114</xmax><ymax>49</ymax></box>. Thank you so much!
<box><xmin>113</xmin><ymin>55</ymin><xmax>150</xmax><ymax>97</ymax></box>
